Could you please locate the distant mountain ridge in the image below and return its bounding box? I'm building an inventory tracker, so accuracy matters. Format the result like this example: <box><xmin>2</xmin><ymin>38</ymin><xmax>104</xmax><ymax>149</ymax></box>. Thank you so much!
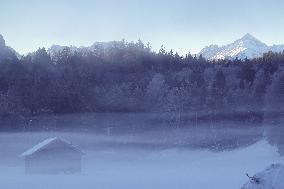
<box><xmin>0</xmin><ymin>34</ymin><xmax>19</xmax><ymax>62</ymax></box>
<box><xmin>1</xmin><ymin>33</ymin><xmax>284</xmax><ymax>62</ymax></box>
<box><xmin>47</xmin><ymin>41</ymin><xmax>125</xmax><ymax>59</ymax></box>
<box><xmin>199</xmin><ymin>34</ymin><xmax>284</xmax><ymax>60</ymax></box>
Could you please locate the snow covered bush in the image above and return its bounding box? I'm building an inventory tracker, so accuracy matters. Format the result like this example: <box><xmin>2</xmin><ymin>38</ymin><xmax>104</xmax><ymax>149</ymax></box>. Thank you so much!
<box><xmin>241</xmin><ymin>164</ymin><xmax>284</xmax><ymax>189</ymax></box>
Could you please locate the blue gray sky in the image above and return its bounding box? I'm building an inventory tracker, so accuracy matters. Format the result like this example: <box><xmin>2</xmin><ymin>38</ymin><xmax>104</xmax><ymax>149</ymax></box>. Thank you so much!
<box><xmin>1</xmin><ymin>0</ymin><xmax>284</xmax><ymax>55</ymax></box>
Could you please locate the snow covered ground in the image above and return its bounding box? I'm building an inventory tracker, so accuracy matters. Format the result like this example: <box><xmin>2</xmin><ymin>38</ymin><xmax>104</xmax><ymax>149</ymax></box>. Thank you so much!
<box><xmin>0</xmin><ymin>132</ymin><xmax>283</xmax><ymax>189</ymax></box>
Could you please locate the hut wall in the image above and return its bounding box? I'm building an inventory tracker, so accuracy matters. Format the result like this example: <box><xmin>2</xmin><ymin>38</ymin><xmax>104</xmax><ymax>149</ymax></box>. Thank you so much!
<box><xmin>25</xmin><ymin>147</ymin><xmax>81</xmax><ymax>174</ymax></box>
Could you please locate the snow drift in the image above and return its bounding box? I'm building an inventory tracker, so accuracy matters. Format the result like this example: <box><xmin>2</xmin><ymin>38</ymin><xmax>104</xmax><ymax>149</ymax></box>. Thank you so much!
<box><xmin>241</xmin><ymin>163</ymin><xmax>284</xmax><ymax>189</ymax></box>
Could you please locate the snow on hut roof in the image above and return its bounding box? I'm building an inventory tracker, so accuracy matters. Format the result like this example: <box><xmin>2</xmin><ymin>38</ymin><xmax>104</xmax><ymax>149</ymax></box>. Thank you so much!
<box><xmin>20</xmin><ymin>137</ymin><xmax>84</xmax><ymax>157</ymax></box>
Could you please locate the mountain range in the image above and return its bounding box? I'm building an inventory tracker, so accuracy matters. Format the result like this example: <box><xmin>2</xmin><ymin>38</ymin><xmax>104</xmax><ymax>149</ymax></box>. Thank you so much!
<box><xmin>48</xmin><ymin>34</ymin><xmax>284</xmax><ymax>61</ymax></box>
<box><xmin>199</xmin><ymin>33</ymin><xmax>284</xmax><ymax>60</ymax></box>
<box><xmin>1</xmin><ymin>33</ymin><xmax>284</xmax><ymax>62</ymax></box>
<box><xmin>47</xmin><ymin>41</ymin><xmax>119</xmax><ymax>59</ymax></box>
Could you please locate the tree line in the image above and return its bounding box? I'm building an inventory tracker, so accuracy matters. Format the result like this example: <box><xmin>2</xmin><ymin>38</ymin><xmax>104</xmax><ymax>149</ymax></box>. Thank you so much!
<box><xmin>1</xmin><ymin>40</ymin><xmax>284</xmax><ymax>129</ymax></box>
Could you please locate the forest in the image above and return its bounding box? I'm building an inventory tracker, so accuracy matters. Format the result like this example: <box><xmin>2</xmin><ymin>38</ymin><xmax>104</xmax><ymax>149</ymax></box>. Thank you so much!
<box><xmin>1</xmin><ymin>40</ymin><xmax>284</xmax><ymax>130</ymax></box>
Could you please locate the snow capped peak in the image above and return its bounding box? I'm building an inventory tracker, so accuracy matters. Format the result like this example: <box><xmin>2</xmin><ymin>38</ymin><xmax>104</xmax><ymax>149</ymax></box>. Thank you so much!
<box><xmin>235</xmin><ymin>34</ymin><xmax>267</xmax><ymax>48</ymax></box>
<box><xmin>241</xmin><ymin>33</ymin><xmax>258</xmax><ymax>41</ymax></box>
<box><xmin>199</xmin><ymin>34</ymin><xmax>283</xmax><ymax>60</ymax></box>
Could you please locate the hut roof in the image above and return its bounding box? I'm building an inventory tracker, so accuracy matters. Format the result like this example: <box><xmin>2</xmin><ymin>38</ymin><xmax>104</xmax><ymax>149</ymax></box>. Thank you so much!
<box><xmin>20</xmin><ymin>137</ymin><xmax>84</xmax><ymax>157</ymax></box>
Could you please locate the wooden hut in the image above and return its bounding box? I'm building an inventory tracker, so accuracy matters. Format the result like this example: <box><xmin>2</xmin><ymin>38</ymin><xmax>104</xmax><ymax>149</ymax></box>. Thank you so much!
<box><xmin>20</xmin><ymin>137</ymin><xmax>84</xmax><ymax>174</ymax></box>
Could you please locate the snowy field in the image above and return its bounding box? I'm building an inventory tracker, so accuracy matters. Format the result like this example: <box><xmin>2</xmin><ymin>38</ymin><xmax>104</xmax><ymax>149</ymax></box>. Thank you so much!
<box><xmin>0</xmin><ymin>131</ymin><xmax>283</xmax><ymax>189</ymax></box>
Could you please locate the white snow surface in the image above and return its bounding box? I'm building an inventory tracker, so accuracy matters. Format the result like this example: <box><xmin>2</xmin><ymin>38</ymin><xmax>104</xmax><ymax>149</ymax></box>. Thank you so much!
<box><xmin>199</xmin><ymin>34</ymin><xmax>284</xmax><ymax>60</ymax></box>
<box><xmin>241</xmin><ymin>163</ymin><xmax>284</xmax><ymax>189</ymax></box>
<box><xmin>1</xmin><ymin>135</ymin><xmax>284</xmax><ymax>189</ymax></box>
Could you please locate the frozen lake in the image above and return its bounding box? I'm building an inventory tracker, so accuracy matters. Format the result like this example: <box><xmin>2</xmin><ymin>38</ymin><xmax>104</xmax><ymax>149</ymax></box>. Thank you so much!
<box><xmin>0</xmin><ymin>130</ymin><xmax>283</xmax><ymax>189</ymax></box>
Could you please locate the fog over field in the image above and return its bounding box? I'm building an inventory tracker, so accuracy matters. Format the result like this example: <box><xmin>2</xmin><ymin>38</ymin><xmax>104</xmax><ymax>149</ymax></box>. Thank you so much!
<box><xmin>0</xmin><ymin>116</ymin><xmax>283</xmax><ymax>189</ymax></box>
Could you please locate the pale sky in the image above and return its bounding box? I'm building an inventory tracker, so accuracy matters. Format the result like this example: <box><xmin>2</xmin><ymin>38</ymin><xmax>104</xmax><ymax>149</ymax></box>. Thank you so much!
<box><xmin>1</xmin><ymin>0</ymin><xmax>284</xmax><ymax>55</ymax></box>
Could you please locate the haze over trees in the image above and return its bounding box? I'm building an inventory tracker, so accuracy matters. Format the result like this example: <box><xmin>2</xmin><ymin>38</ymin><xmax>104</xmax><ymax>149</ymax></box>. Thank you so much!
<box><xmin>0</xmin><ymin>35</ymin><xmax>284</xmax><ymax>132</ymax></box>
